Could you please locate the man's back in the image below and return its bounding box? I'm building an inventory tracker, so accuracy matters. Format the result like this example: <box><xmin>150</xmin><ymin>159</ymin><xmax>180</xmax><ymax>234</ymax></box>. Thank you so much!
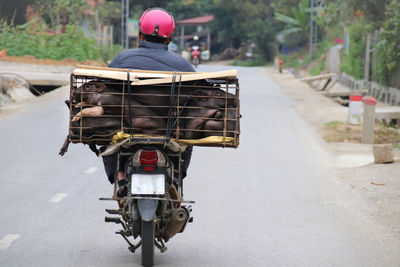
<box><xmin>109</xmin><ymin>41</ymin><xmax>195</xmax><ymax>73</ymax></box>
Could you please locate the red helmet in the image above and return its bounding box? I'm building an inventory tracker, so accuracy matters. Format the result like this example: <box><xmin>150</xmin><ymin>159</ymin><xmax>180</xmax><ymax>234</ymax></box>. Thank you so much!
<box><xmin>139</xmin><ymin>8</ymin><xmax>175</xmax><ymax>39</ymax></box>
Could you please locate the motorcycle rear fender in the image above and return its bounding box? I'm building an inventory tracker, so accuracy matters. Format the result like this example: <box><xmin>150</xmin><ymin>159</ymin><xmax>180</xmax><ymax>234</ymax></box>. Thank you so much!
<box><xmin>138</xmin><ymin>199</ymin><xmax>158</xmax><ymax>222</ymax></box>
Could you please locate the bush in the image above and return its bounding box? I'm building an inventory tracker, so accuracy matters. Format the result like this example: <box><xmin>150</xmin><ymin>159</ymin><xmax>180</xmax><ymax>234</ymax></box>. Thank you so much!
<box><xmin>376</xmin><ymin>0</ymin><xmax>400</xmax><ymax>87</ymax></box>
<box><xmin>0</xmin><ymin>19</ymin><xmax>120</xmax><ymax>63</ymax></box>
<box><xmin>340</xmin><ymin>21</ymin><xmax>371</xmax><ymax>79</ymax></box>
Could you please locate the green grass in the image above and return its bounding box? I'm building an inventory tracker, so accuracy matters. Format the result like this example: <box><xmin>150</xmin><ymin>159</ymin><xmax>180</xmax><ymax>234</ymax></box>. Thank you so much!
<box><xmin>278</xmin><ymin>37</ymin><xmax>333</xmax><ymax>74</ymax></box>
<box><xmin>325</xmin><ymin>120</ymin><xmax>344</xmax><ymax>128</ymax></box>
<box><xmin>232</xmin><ymin>56</ymin><xmax>273</xmax><ymax>67</ymax></box>
<box><xmin>309</xmin><ymin>60</ymin><xmax>326</xmax><ymax>76</ymax></box>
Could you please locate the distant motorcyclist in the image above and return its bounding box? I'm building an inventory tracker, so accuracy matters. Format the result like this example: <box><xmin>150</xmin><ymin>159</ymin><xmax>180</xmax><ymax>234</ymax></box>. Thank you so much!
<box><xmin>104</xmin><ymin>7</ymin><xmax>195</xmax><ymax>197</ymax></box>
<box><xmin>190</xmin><ymin>35</ymin><xmax>201</xmax><ymax>67</ymax></box>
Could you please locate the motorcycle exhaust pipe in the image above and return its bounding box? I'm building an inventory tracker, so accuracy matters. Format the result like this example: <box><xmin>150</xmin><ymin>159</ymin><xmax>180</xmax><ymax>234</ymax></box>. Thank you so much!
<box><xmin>163</xmin><ymin>208</ymin><xmax>188</xmax><ymax>242</ymax></box>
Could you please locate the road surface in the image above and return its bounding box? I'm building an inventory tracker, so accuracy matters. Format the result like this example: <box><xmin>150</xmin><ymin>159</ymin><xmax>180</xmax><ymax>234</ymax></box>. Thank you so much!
<box><xmin>0</xmin><ymin>65</ymin><xmax>399</xmax><ymax>266</ymax></box>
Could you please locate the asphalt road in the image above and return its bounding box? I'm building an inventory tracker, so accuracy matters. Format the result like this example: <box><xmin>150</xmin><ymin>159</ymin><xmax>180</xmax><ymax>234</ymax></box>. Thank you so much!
<box><xmin>1</xmin><ymin>65</ymin><xmax>399</xmax><ymax>266</ymax></box>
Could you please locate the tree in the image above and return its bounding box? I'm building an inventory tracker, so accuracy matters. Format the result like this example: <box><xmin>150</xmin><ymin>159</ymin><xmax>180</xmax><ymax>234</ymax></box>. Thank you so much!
<box><xmin>0</xmin><ymin>0</ymin><xmax>36</xmax><ymax>24</ymax></box>
<box><xmin>208</xmin><ymin>0</ymin><xmax>276</xmax><ymax>60</ymax></box>
<box><xmin>272</xmin><ymin>0</ymin><xmax>301</xmax><ymax>16</ymax></box>
<box><xmin>275</xmin><ymin>0</ymin><xmax>309</xmax><ymax>39</ymax></box>
<box><xmin>345</xmin><ymin>0</ymin><xmax>389</xmax><ymax>26</ymax></box>
<box><xmin>35</xmin><ymin>0</ymin><xmax>89</xmax><ymax>28</ymax></box>
<box><xmin>376</xmin><ymin>0</ymin><xmax>400</xmax><ymax>86</ymax></box>
<box><xmin>167</xmin><ymin>0</ymin><xmax>214</xmax><ymax>20</ymax></box>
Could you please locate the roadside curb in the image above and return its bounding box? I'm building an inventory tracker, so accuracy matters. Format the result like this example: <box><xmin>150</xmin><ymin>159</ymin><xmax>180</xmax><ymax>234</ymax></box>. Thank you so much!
<box><xmin>265</xmin><ymin>67</ymin><xmax>399</xmax><ymax>168</ymax></box>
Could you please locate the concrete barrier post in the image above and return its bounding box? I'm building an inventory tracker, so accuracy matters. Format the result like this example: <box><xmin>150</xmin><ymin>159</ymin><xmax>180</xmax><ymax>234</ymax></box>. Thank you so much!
<box><xmin>362</xmin><ymin>97</ymin><xmax>376</xmax><ymax>144</ymax></box>
<box><xmin>373</xmin><ymin>144</ymin><xmax>394</xmax><ymax>163</ymax></box>
<box><xmin>348</xmin><ymin>95</ymin><xmax>363</xmax><ymax>125</ymax></box>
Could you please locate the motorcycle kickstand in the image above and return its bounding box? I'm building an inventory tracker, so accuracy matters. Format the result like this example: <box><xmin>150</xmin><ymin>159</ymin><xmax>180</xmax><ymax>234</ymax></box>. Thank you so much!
<box><xmin>155</xmin><ymin>238</ymin><xmax>167</xmax><ymax>253</ymax></box>
<box><xmin>116</xmin><ymin>232</ymin><xmax>142</xmax><ymax>253</ymax></box>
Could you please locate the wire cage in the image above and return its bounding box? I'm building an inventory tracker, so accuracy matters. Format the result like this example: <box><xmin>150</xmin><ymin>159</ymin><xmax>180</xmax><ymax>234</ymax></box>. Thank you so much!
<box><xmin>68</xmin><ymin>73</ymin><xmax>240</xmax><ymax>148</ymax></box>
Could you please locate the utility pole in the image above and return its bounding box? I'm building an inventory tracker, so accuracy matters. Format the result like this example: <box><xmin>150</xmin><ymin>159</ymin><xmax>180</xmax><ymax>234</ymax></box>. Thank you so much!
<box><xmin>121</xmin><ymin>0</ymin><xmax>129</xmax><ymax>49</ymax></box>
<box><xmin>309</xmin><ymin>0</ymin><xmax>321</xmax><ymax>58</ymax></box>
<box><xmin>309</xmin><ymin>0</ymin><xmax>314</xmax><ymax>58</ymax></box>
<box><xmin>121</xmin><ymin>0</ymin><xmax>125</xmax><ymax>47</ymax></box>
<box><xmin>314</xmin><ymin>0</ymin><xmax>318</xmax><ymax>54</ymax></box>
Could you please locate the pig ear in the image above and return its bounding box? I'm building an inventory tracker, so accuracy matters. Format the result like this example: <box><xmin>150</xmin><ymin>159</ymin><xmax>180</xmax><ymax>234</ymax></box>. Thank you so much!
<box><xmin>94</xmin><ymin>83</ymin><xmax>106</xmax><ymax>92</ymax></box>
<box><xmin>82</xmin><ymin>84</ymin><xmax>91</xmax><ymax>91</ymax></box>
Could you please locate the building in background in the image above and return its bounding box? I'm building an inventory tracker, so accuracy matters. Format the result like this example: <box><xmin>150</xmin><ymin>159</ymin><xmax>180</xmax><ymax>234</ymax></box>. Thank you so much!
<box><xmin>176</xmin><ymin>15</ymin><xmax>214</xmax><ymax>61</ymax></box>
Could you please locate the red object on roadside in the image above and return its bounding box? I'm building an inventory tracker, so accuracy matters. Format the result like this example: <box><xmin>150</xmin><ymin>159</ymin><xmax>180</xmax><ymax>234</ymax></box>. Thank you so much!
<box><xmin>350</xmin><ymin>95</ymin><xmax>363</xmax><ymax>102</ymax></box>
<box><xmin>364</xmin><ymin>97</ymin><xmax>376</xmax><ymax>106</ymax></box>
<box><xmin>334</xmin><ymin>38</ymin><xmax>344</xmax><ymax>44</ymax></box>
<box><xmin>279</xmin><ymin>60</ymin><xmax>283</xmax><ymax>65</ymax></box>
<box><xmin>0</xmin><ymin>49</ymin><xmax>6</xmax><ymax>58</ymax></box>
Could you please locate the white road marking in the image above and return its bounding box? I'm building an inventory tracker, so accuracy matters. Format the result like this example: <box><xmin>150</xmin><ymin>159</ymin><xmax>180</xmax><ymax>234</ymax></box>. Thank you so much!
<box><xmin>84</xmin><ymin>167</ymin><xmax>98</xmax><ymax>174</ymax></box>
<box><xmin>48</xmin><ymin>193</ymin><xmax>68</xmax><ymax>203</ymax></box>
<box><xmin>0</xmin><ymin>234</ymin><xmax>21</xmax><ymax>250</ymax></box>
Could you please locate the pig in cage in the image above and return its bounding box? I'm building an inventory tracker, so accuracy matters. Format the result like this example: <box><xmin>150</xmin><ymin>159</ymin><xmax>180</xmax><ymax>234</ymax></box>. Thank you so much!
<box><xmin>67</xmin><ymin>73</ymin><xmax>240</xmax><ymax>148</ymax></box>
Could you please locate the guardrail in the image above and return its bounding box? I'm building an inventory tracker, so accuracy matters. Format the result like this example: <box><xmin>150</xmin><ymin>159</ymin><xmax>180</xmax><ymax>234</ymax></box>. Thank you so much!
<box><xmin>338</xmin><ymin>73</ymin><xmax>400</xmax><ymax>107</ymax></box>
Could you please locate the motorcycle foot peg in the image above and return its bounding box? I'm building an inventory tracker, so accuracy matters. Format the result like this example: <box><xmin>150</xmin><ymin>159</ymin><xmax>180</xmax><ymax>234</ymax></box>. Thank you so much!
<box><xmin>105</xmin><ymin>209</ymin><xmax>120</xmax><ymax>215</ymax></box>
<box><xmin>105</xmin><ymin>217</ymin><xmax>121</xmax><ymax>224</ymax></box>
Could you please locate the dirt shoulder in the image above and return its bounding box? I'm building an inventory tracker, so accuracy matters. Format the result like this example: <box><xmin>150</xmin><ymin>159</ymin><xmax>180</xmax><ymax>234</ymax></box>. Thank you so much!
<box><xmin>266</xmin><ymin>67</ymin><xmax>400</xmax><ymax>235</ymax></box>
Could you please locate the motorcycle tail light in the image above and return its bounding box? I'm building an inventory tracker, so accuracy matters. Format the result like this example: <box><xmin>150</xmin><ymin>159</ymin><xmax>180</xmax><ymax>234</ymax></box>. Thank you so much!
<box><xmin>140</xmin><ymin>150</ymin><xmax>158</xmax><ymax>171</ymax></box>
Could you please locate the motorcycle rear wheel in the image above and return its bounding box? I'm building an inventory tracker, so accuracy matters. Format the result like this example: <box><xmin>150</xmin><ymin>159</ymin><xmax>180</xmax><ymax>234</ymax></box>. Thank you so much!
<box><xmin>193</xmin><ymin>58</ymin><xmax>199</xmax><ymax>68</ymax></box>
<box><xmin>141</xmin><ymin>220</ymin><xmax>155</xmax><ymax>267</ymax></box>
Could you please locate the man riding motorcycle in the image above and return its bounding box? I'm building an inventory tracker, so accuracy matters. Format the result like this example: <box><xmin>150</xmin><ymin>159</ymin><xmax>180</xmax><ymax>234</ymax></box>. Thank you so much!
<box><xmin>103</xmin><ymin>7</ymin><xmax>195</xmax><ymax>197</ymax></box>
<box><xmin>190</xmin><ymin>35</ymin><xmax>201</xmax><ymax>67</ymax></box>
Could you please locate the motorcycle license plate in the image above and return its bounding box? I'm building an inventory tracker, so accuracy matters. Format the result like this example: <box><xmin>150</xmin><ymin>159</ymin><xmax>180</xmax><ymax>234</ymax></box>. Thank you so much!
<box><xmin>131</xmin><ymin>174</ymin><xmax>165</xmax><ymax>195</ymax></box>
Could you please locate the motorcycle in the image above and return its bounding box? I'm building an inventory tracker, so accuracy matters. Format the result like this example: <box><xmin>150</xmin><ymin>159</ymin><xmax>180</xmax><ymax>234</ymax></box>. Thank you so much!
<box><xmin>100</xmin><ymin>137</ymin><xmax>194</xmax><ymax>267</ymax></box>
<box><xmin>191</xmin><ymin>45</ymin><xmax>200</xmax><ymax>68</ymax></box>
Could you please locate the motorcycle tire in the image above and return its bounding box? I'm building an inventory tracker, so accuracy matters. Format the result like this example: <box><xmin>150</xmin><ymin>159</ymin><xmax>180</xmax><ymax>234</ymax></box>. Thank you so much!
<box><xmin>193</xmin><ymin>58</ymin><xmax>199</xmax><ymax>68</ymax></box>
<box><xmin>141</xmin><ymin>220</ymin><xmax>155</xmax><ymax>267</ymax></box>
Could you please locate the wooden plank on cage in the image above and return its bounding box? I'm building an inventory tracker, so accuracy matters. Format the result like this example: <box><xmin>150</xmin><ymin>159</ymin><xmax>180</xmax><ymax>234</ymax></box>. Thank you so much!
<box><xmin>130</xmin><ymin>70</ymin><xmax>238</xmax><ymax>85</ymax></box>
<box><xmin>73</xmin><ymin>68</ymin><xmax>172</xmax><ymax>80</ymax></box>
<box><xmin>72</xmin><ymin>68</ymin><xmax>238</xmax><ymax>84</ymax></box>
<box><xmin>76</xmin><ymin>65</ymin><xmax>203</xmax><ymax>75</ymax></box>
<box><xmin>73</xmin><ymin>68</ymin><xmax>237</xmax><ymax>82</ymax></box>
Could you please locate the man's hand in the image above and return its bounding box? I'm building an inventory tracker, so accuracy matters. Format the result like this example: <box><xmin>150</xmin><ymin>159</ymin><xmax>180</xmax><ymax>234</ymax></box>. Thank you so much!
<box><xmin>72</xmin><ymin>106</ymin><xmax>104</xmax><ymax>122</ymax></box>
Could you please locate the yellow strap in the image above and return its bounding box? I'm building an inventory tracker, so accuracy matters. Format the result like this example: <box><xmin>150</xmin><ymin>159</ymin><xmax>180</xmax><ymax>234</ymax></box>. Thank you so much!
<box><xmin>111</xmin><ymin>131</ymin><xmax>234</xmax><ymax>145</ymax></box>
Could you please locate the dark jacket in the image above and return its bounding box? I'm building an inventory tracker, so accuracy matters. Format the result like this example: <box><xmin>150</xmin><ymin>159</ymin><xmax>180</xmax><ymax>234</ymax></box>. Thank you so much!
<box><xmin>109</xmin><ymin>41</ymin><xmax>195</xmax><ymax>72</ymax></box>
